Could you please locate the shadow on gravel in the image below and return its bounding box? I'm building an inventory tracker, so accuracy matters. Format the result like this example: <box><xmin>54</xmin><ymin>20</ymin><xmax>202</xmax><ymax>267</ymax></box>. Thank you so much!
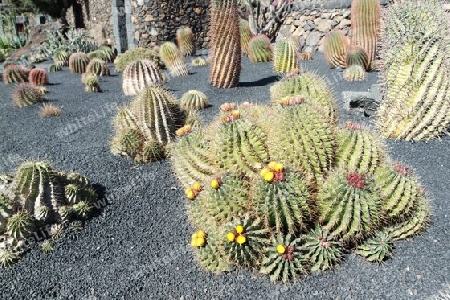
<box><xmin>47</xmin><ymin>83</ymin><xmax>62</xmax><ymax>86</ymax></box>
<box><xmin>239</xmin><ymin>75</ymin><xmax>279</xmax><ymax>87</ymax></box>
<box><xmin>90</xmin><ymin>183</ymin><xmax>108</xmax><ymax>218</ymax></box>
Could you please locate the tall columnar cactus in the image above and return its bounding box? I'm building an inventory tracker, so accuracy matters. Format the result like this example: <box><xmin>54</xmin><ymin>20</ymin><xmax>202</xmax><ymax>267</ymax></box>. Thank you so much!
<box><xmin>377</xmin><ymin>0</ymin><xmax>450</xmax><ymax>141</ymax></box>
<box><xmin>12</xmin><ymin>83</ymin><xmax>45</xmax><ymax>107</ymax></box>
<box><xmin>350</xmin><ymin>0</ymin><xmax>380</xmax><ymax>68</ymax></box>
<box><xmin>68</xmin><ymin>52</ymin><xmax>90</xmax><ymax>73</ymax></box>
<box><xmin>240</xmin><ymin>19</ymin><xmax>253</xmax><ymax>56</ymax></box>
<box><xmin>343</xmin><ymin>65</ymin><xmax>366</xmax><ymax>82</ymax></box>
<box><xmin>28</xmin><ymin>68</ymin><xmax>48</xmax><ymax>86</ymax></box>
<box><xmin>248</xmin><ymin>34</ymin><xmax>272</xmax><ymax>63</ymax></box>
<box><xmin>176</xmin><ymin>27</ymin><xmax>196</xmax><ymax>56</ymax></box>
<box><xmin>122</xmin><ymin>59</ymin><xmax>165</xmax><ymax>96</ymax></box>
<box><xmin>273</xmin><ymin>39</ymin><xmax>298</xmax><ymax>73</ymax></box>
<box><xmin>114</xmin><ymin>47</ymin><xmax>162</xmax><ymax>72</ymax></box>
<box><xmin>111</xmin><ymin>87</ymin><xmax>185</xmax><ymax>163</ymax></box>
<box><xmin>323</xmin><ymin>30</ymin><xmax>348</xmax><ymax>68</ymax></box>
<box><xmin>209</xmin><ymin>0</ymin><xmax>241</xmax><ymax>88</ymax></box>
<box><xmin>159</xmin><ymin>42</ymin><xmax>189</xmax><ymax>77</ymax></box>
<box><xmin>3</xmin><ymin>65</ymin><xmax>27</xmax><ymax>84</ymax></box>
<box><xmin>346</xmin><ymin>45</ymin><xmax>368</xmax><ymax>69</ymax></box>
<box><xmin>86</xmin><ymin>58</ymin><xmax>110</xmax><ymax>76</ymax></box>
<box><xmin>179</xmin><ymin>90</ymin><xmax>209</xmax><ymax>111</ymax></box>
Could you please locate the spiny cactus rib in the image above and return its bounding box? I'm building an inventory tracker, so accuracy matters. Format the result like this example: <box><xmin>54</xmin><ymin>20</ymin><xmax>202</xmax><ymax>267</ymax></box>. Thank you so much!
<box><xmin>350</xmin><ymin>0</ymin><xmax>380</xmax><ymax>68</ymax></box>
<box><xmin>255</xmin><ymin>169</ymin><xmax>311</xmax><ymax>233</ymax></box>
<box><xmin>3</xmin><ymin>65</ymin><xmax>27</xmax><ymax>84</ymax></box>
<box><xmin>48</xmin><ymin>64</ymin><xmax>62</xmax><ymax>72</ymax></box>
<box><xmin>273</xmin><ymin>39</ymin><xmax>298</xmax><ymax>73</ymax></box>
<box><xmin>335</xmin><ymin>122</ymin><xmax>385</xmax><ymax>175</ymax></box>
<box><xmin>176</xmin><ymin>27</ymin><xmax>196</xmax><ymax>56</ymax></box>
<box><xmin>159</xmin><ymin>42</ymin><xmax>189</xmax><ymax>77</ymax></box>
<box><xmin>343</xmin><ymin>65</ymin><xmax>366</xmax><ymax>82</ymax></box>
<box><xmin>82</xmin><ymin>73</ymin><xmax>101</xmax><ymax>92</ymax></box>
<box><xmin>6</xmin><ymin>211</ymin><xmax>34</xmax><ymax>239</ymax></box>
<box><xmin>209</xmin><ymin>0</ymin><xmax>241</xmax><ymax>88</ymax></box>
<box><xmin>53</xmin><ymin>50</ymin><xmax>69</xmax><ymax>66</ymax></box>
<box><xmin>240</xmin><ymin>19</ymin><xmax>253</xmax><ymax>55</ymax></box>
<box><xmin>180</xmin><ymin>90</ymin><xmax>209</xmax><ymax>111</ymax></box>
<box><xmin>86</xmin><ymin>58</ymin><xmax>110</xmax><ymax>76</ymax></box>
<box><xmin>68</xmin><ymin>52</ymin><xmax>90</xmax><ymax>73</ymax></box>
<box><xmin>28</xmin><ymin>68</ymin><xmax>48</xmax><ymax>86</ymax></box>
<box><xmin>114</xmin><ymin>47</ymin><xmax>161</xmax><ymax>72</ymax></box>
<box><xmin>346</xmin><ymin>45</ymin><xmax>368</xmax><ymax>69</ymax></box>
<box><xmin>248</xmin><ymin>34</ymin><xmax>272</xmax><ymax>63</ymax></box>
<box><xmin>122</xmin><ymin>59</ymin><xmax>165</xmax><ymax>96</ymax></box>
<box><xmin>318</xmin><ymin>171</ymin><xmax>381</xmax><ymax>241</ymax></box>
<box><xmin>303</xmin><ymin>226</ymin><xmax>342</xmax><ymax>272</ymax></box>
<box><xmin>260</xmin><ymin>234</ymin><xmax>308</xmax><ymax>283</ymax></box>
<box><xmin>323</xmin><ymin>30</ymin><xmax>348</xmax><ymax>68</ymax></box>
<box><xmin>194</xmin><ymin>229</ymin><xmax>231</xmax><ymax>273</ymax></box>
<box><xmin>191</xmin><ymin>57</ymin><xmax>207</xmax><ymax>66</ymax></box>
<box><xmin>12</xmin><ymin>83</ymin><xmax>45</xmax><ymax>107</ymax></box>
<box><xmin>355</xmin><ymin>230</ymin><xmax>393</xmax><ymax>263</ymax></box>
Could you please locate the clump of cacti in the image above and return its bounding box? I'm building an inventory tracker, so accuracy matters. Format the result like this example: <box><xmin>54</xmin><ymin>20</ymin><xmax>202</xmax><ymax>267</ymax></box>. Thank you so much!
<box><xmin>323</xmin><ymin>30</ymin><xmax>348</xmax><ymax>68</ymax></box>
<box><xmin>110</xmin><ymin>86</ymin><xmax>186</xmax><ymax>163</ymax></box>
<box><xmin>89</xmin><ymin>45</ymin><xmax>115</xmax><ymax>62</ymax></box>
<box><xmin>209</xmin><ymin>0</ymin><xmax>241</xmax><ymax>88</ymax></box>
<box><xmin>248</xmin><ymin>34</ymin><xmax>272</xmax><ymax>63</ymax></box>
<box><xmin>122</xmin><ymin>59</ymin><xmax>165</xmax><ymax>96</ymax></box>
<box><xmin>86</xmin><ymin>58</ymin><xmax>110</xmax><ymax>76</ymax></box>
<box><xmin>0</xmin><ymin>161</ymin><xmax>99</xmax><ymax>267</ymax></box>
<box><xmin>179</xmin><ymin>90</ymin><xmax>209</xmax><ymax>111</ymax></box>
<box><xmin>12</xmin><ymin>83</ymin><xmax>45</xmax><ymax>107</ymax></box>
<box><xmin>343</xmin><ymin>65</ymin><xmax>366</xmax><ymax>81</ymax></box>
<box><xmin>240</xmin><ymin>19</ymin><xmax>253</xmax><ymax>56</ymax></box>
<box><xmin>3</xmin><ymin>64</ymin><xmax>28</xmax><ymax>84</ymax></box>
<box><xmin>28</xmin><ymin>68</ymin><xmax>48</xmax><ymax>86</ymax></box>
<box><xmin>273</xmin><ymin>39</ymin><xmax>298</xmax><ymax>73</ymax></box>
<box><xmin>346</xmin><ymin>45</ymin><xmax>368</xmax><ymax>69</ymax></box>
<box><xmin>114</xmin><ymin>47</ymin><xmax>162</xmax><ymax>72</ymax></box>
<box><xmin>68</xmin><ymin>52</ymin><xmax>90</xmax><ymax>73</ymax></box>
<box><xmin>191</xmin><ymin>57</ymin><xmax>207</xmax><ymax>66</ymax></box>
<box><xmin>176</xmin><ymin>27</ymin><xmax>196</xmax><ymax>56</ymax></box>
<box><xmin>377</xmin><ymin>0</ymin><xmax>450</xmax><ymax>141</ymax></box>
<box><xmin>159</xmin><ymin>42</ymin><xmax>189</xmax><ymax>77</ymax></box>
<box><xmin>82</xmin><ymin>73</ymin><xmax>101</xmax><ymax>92</ymax></box>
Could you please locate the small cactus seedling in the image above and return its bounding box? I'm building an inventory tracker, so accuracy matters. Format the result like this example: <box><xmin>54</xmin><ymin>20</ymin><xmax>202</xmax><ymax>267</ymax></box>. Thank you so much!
<box><xmin>6</xmin><ymin>211</ymin><xmax>34</xmax><ymax>240</ymax></box>
<box><xmin>12</xmin><ymin>83</ymin><xmax>45</xmax><ymax>107</ymax></box>
<box><xmin>323</xmin><ymin>30</ymin><xmax>348</xmax><ymax>68</ymax></box>
<box><xmin>114</xmin><ymin>47</ymin><xmax>162</xmax><ymax>72</ymax></box>
<box><xmin>179</xmin><ymin>90</ymin><xmax>209</xmax><ymax>111</ymax></box>
<box><xmin>303</xmin><ymin>226</ymin><xmax>342</xmax><ymax>272</ymax></box>
<box><xmin>355</xmin><ymin>230</ymin><xmax>393</xmax><ymax>263</ymax></box>
<box><xmin>122</xmin><ymin>59</ymin><xmax>165</xmax><ymax>96</ymax></box>
<box><xmin>191</xmin><ymin>57</ymin><xmax>207</xmax><ymax>66</ymax></box>
<box><xmin>68</xmin><ymin>52</ymin><xmax>90</xmax><ymax>73</ymax></box>
<box><xmin>176</xmin><ymin>27</ymin><xmax>196</xmax><ymax>56</ymax></box>
<box><xmin>343</xmin><ymin>65</ymin><xmax>366</xmax><ymax>81</ymax></box>
<box><xmin>159</xmin><ymin>41</ymin><xmax>189</xmax><ymax>77</ymax></box>
<box><xmin>86</xmin><ymin>58</ymin><xmax>110</xmax><ymax>76</ymax></box>
<box><xmin>240</xmin><ymin>19</ymin><xmax>253</xmax><ymax>55</ymax></box>
<box><xmin>248</xmin><ymin>34</ymin><xmax>272</xmax><ymax>63</ymax></box>
<box><xmin>48</xmin><ymin>64</ymin><xmax>62</xmax><ymax>72</ymax></box>
<box><xmin>3</xmin><ymin>64</ymin><xmax>27</xmax><ymax>84</ymax></box>
<box><xmin>273</xmin><ymin>39</ymin><xmax>299</xmax><ymax>74</ymax></box>
<box><xmin>82</xmin><ymin>73</ymin><xmax>101</xmax><ymax>92</ymax></box>
<box><xmin>28</xmin><ymin>68</ymin><xmax>48</xmax><ymax>86</ymax></box>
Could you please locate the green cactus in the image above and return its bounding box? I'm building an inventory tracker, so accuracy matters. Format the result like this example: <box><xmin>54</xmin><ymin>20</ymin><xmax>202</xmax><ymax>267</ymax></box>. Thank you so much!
<box><xmin>48</xmin><ymin>64</ymin><xmax>62</xmax><ymax>72</ymax></box>
<box><xmin>335</xmin><ymin>122</ymin><xmax>385</xmax><ymax>175</ymax></box>
<box><xmin>12</xmin><ymin>83</ymin><xmax>45</xmax><ymax>107</ymax></box>
<box><xmin>72</xmin><ymin>200</ymin><xmax>93</xmax><ymax>219</ymax></box>
<box><xmin>346</xmin><ymin>45</ymin><xmax>368</xmax><ymax>69</ymax></box>
<box><xmin>343</xmin><ymin>65</ymin><xmax>366</xmax><ymax>82</ymax></box>
<box><xmin>224</xmin><ymin>215</ymin><xmax>270</xmax><ymax>268</ymax></box>
<box><xmin>179</xmin><ymin>90</ymin><xmax>209</xmax><ymax>111</ymax></box>
<box><xmin>2</xmin><ymin>65</ymin><xmax>27</xmax><ymax>84</ymax></box>
<box><xmin>323</xmin><ymin>30</ymin><xmax>348</xmax><ymax>68</ymax></box>
<box><xmin>7</xmin><ymin>211</ymin><xmax>34</xmax><ymax>239</ymax></box>
<box><xmin>273</xmin><ymin>39</ymin><xmax>298</xmax><ymax>74</ymax></box>
<box><xmin>248</xmin><ymin>34</ymin><xmax>272</xmax><ymax>63</ymax></box>
<box><xmin>377</xmin><ymin>0</ymin><xmax>450</xmax><ymax>141</ymax></box>
<box><xmin>240</xmin><ymin>19</ymin><xmax>253</xmax><ymax>56</ymax></box>
<box><xmin>303</xmin><ymin>226</ymin><xmax>342</xmax><ymax>272</ymax></box>
<box><xmin>0</xmin><ymin>196</ymin><xmax>14</xmax><ymax>234</ymax></box>
<box><xmin>53</xmin><ymin>50</ymin><xmax>69</xmax><ymax>66</ymax></box>
<box><xmin>114</xmin><ymin>47</ymin><xmax>162</xmax><ymax>72</ymax></box>
<box><xmin>191</xmin><ymin>57</ymin><xmax>207</xmax><ymax>66</ymax></box>
<box><xmin>82</xmin><ymin>73</ymin><xmax>101</xmax><ymax>92</ymax></box>
<box><xmin>86</xmin><ymin>58</ymin><xmax>110</xmax><ymax>76</ymax></box>
<box><xmin>68</xmin><ymin>52</ymin><xmax>90</xmax><ymax>73</ymax></box>
<box><xmin>350</xmin><ymin>0</ymin><xmax>380</xmax><ymax>68</ymax></box>
<box><xmin>260</xmin><ymin>233</ymin><xmax>308</xmax><ymax>283</ymax></box>
<box><xmin>355</xmin><ymin>230</ymin><xmax>393</xmax><ymax>263</ymax></box>
<box><xmin>0</xmin><ymin>246</ymin><xmax>20</xmax><ymax>268</ymax></box>
<box><xmin>28</xmin><ymin>68</ymin><xmax>48</xmax><ymax>86</ymax></box>
<box><xmin>89</xmin><ymin>45</ymin><xmax>115</xmax><ymax>62</ymax></box>
<box><xmin>176</xmin><ymin>27</ymin><xmax>196</xmax><ymax>56</ymax></box>
<box><xmin>122</xmin><ymin>59</ymin><xmax>165</xmax><ymax>96</ymax></box>
<box><xmin>192</xmin><ymin>229</ymin><xmax>231</xmax><ymax>274</ymax></box>
<box><xmin>255</xmin><ymin>168</ymin><xmax>311</xmax><ymax>234</ymax></box>
<box><xmin>209</xmin><ymin>0</ymin><xmax>241</xmax><ymax>88</ymax></box>
<box><xmin>159</xmin><ymin>42</ymin><xmax>189</xmax><ymax>77</ymax></box>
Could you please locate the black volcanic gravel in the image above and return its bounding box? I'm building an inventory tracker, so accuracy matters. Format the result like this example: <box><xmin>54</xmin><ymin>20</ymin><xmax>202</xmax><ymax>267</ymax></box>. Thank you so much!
<box><xmin>0</xmin><ymin>53</ymin><xmax>449</xmax><ymax>300</ymax></box>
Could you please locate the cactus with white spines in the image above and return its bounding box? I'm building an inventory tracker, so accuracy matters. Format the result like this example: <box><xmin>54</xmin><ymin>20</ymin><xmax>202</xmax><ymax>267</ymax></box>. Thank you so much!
<box><xmin>273</xmin><ymin>39</ymin><xmax>298</xmax><ymax>74</ymax></box>
<box><xmin>122</xmin><ymin>59</ymin><xmax>165</xmax><ymax>96</ymax></box>
<box><xmin>176</xmin><ymin>27</ymin><xmax>196</xmax><ymax>56</ymax></box>
<box><xmin>179</xmin><ymin>90</ymin><xmax>209</xmax><ymax>111</ymax></box>
<box><xmin>159</xmin><ymin>42</ymin><xmax>189</xmax><ymax>77</ymax></box>
<box><xmin>68</xmin><ymin>52</ymin><xmax>90</xmax><ymax>73</ymax></box>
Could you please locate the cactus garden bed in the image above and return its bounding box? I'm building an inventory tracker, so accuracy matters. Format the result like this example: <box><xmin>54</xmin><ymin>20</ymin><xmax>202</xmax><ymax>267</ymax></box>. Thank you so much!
<box><xmin>0</xmin><ymin>52</ymin><xmax>449</xmax><ymax>299</ymax></box>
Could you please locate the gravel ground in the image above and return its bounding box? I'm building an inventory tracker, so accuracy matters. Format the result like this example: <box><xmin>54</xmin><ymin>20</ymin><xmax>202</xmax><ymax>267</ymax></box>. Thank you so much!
<box><xmin>0</xmin><ymin>52</ymin><xmax>449</xmax><ymax>300</ymax></box>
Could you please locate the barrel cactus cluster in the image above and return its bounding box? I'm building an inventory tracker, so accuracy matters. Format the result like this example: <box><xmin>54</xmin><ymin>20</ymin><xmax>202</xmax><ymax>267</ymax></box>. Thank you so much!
<box><xmin>122</xmin><ymin>59</ymin><xmax>166</xmax><ymax>96</ymax></box>
<box><xmin>169</xmin><ymin>72</ymin><xmax>430</xmax><ymax>283</ymax></box>
<box><xmin>0</xmin><ymin>161</ymin><xmax>99</xmax><ymax>267</ymax></box>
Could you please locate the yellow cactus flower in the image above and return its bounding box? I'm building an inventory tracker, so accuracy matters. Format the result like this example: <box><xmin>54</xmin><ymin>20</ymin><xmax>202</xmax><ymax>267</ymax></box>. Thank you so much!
<box><xmin>192</xmin><ymin>182</ymin><xmax>202</xmax><ymax>192</ymax></box>
<box><xmin>235</xmin><ymin>225</ymin><xmax>244</xmax><ymax>234</ymax></box>
<box><xmin>260</xmin><ymin>168</ymin><xmax>270</xmax><ymax>178</ymax></box>
<box><xmin>185</xmin><ymin>188</ymin><xmax>196</xmax><ymax>200</ymax></box>
<box><xmin>236</xmin><ymin>235</ymin><xmax>247</xmax><ymax>244</ymax></box>
<box><xmin>268</xmin><ymin>161</ymin><xmax>277</xmax><ymax>170</ymax></box>
<box><xmin>231</xmin><ymin>110</ymin><xmax>240</xmax><ymax>118</ymax></box>
<box><xmin>191</xmin><ymin>239</ymin><xmax>197</xmax><ymax>247</ymax></box>
<box><xmin>226</xmin><ymin>232</ymin><xmax>236</xmax><ymax>242</ymax></box>
<box><xmin>192</xmin><ymin>232</ymin><xmax>198</xmax><ymax>239</ymax></box>
<box><xmin>276</xmin><ymin>244</ymin><xmax>286</xmax><ymax>254</ymax></box>
<box><xmin>211</xmin><ymin>179</ymin><xmax>220</xmax><ymax>189</ymax></box>
<box><xmin>264</xmin><ymin>171</ymin><xmax>275</xmax><ymax>183</ymax></box>
<box><xmin>195</xmin><ymin>237</ymin><xmax>205</xmax><ymax>247</ymax></box>
<box><xmin>273</xmin><ymin>163</ymin><xmax>284</xmax><ymax>172</ymax></box>
<box><xmin>196</xmin><ymin>230</ymin><xmax>206</xmax><ymax>239</ymax></box>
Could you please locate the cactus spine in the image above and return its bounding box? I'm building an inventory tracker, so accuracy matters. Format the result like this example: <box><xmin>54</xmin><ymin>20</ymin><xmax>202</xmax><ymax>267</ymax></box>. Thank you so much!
<box><xmin>179</xmin><ymin>90</ymin><xmax>209</xmax><ymax>111</ymax></box>
<box><xmin>323</xmin><ymin>30</ymin><xmax>348</xmax><ymax>68</ymax></box>
<box><xmin>240</xmin><ymin>19</ymin><xmax>253</xmax><ymax>55</ymax></box>
<box><xmin>176</xmin><ymin>27</ymin><xmax>196</xmax><ymax>56</ymax></box>
<box><xmin>159</xmin><ymin>42</ymin><xmax>189</xmax><ymax>77</ymax></box>
<box><xmin>273</xmin><ymin>39</ymin><xmax>298</xmax><ymax>73</ymax></box>
<box><xmin>12</xmin><ymin>83</ymin><xmax>45</xmax><ymax>107</ymax></box>
<box><xmin>86</xmin><ymin>58</ymin><xmax>110</xmax><ymax>76</ymax></box>
<box><xmin>248</xmin><ymin>34</ymin><xmax>272</xmax><ymax>63</ymax></box>
<box><xmin>343</xmin><ymin>65</ymin><xmax>366</xmax><ymax>81</ymax></box>
<box><xmin>28</xmin><ymin>68</ymin><xmax>48</xmax><ymax>86</ymax></box>
<box><xmin>114</xmin><ymin>47</ymin><xmax>161</xmax><ymax>72</ymax></box>
<box><xmin>3</xmin><ymin>65</ymin><xmax>27</xmax><ymax>84</ymax></box>
<box><xmin>122</xmin><ymin>59</ymin><xmax>165</xmax><ymax>96</ymax></box>
<box><xmin>68</xmin><ymin>52</ymin><xmax>90</xmax><ymax>73</ymax></box>
<box><xmin>209</xmin><ymin>0</ymin><xmax>241</xmax><ymax>88</ymax></box>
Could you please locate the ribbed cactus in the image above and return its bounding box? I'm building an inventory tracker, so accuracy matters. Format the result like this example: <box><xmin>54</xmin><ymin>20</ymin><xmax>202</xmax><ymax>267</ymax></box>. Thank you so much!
<box><xmin>111</xmin><ymin>87</ymin><xmax>185</xmax><ymax>163</ymax></box>
<box><xmin>355</xmin><ymin>230</ymin><xmax>393</xmax><ymax>263</ymax></box>
<box><xmin>191</xmin><ymin>57</ymin><xmax>207</xmax><ymax>66</ymax></box>
<box><xmin>7</xmin><ymin>211</ymin><xmax>35</xmax><ymax>239</ymax></box>
<box><xmin>192</xmin><ymin>229</ymin><xmax>231</xmax><ymax>273</ymax></box>
<box><xmin>323</xmin><ymin>30</ymin><xmax>348</xmax><ymax>68</ymax></box>
<box><xmin>303</xmin><ymin>226</ymin><xmax>342</xmax><ymax>272</ymax></box>
<box><xmin>28</xmin><ymin>68</ymin><xmax>48</xmax><ymax>86</ymax></box>
<box><xmin>255</xmin><ymin>166</ymin><xmax>311</xmax><ymax>233</ymax></box>
<box><xmin>179</xmin><ymin>90</ymin><xmax>209</xmax><ymax>111</ymax></box>
<box><xmin>240</xmin><ymin>19</ymin><xmax>253</xmax><ymax>56</ymax></box>
<box><xmin>176</xmin><ymin>27</ymin><xmax>196</xmax><ymax>56</ymax></box>
<box><xmin>89</xmin><ymin>45</ymin><xmax>115</xmax><ymax>62</ymax></box>
<box><xmin>209</xmin><ymin>0</ymin><xmax>241</xmax><ymax>88</ymax></box>
<box><xmin>114</xmin><ymin>47</ymin><xmax>162</xmax><ymax>72</ymax></box>
<box><xmin>86</xmin><ymin>58</ymin><xmax>110</xmax><ymax>76</ymax></box>
<box><xmin>68</xmin><ymin>52</ymin><xmax>90</xmax><ymax>73</ymax></box>
<box><xmin>335</xmin><ymin>122</ymin><xmax>385</xmax><ymax>174</ymax></box>
<box><xmin>273</xmin><ymin>39</ymin><xmax>298</xmax><ymax>73</ymax></box>
<box><xmin>12</xmin><ymin>83</ymin><xmax>45</xmax><ymax>107</ymax></box>
<box><xmin>350</xmin><ymin>0</ymin><xmax>380</xmax><ymax>68</ymax></box>
<box><xmin>248</xmin><ymin>34</ymin><xmax>272</xmax><ymax>63</ymax></box>
<box><xmin>159</xmin><ymin>42</ymin><xmax>189</xmax><ymax>77</ymax></box>
<box><xmin>3</xmin><ymin>65</ymin><xmax>27</xmax><ymax>84</ymax></box>
<box><xmin>122</xmin><ymin>59</ymin><xmax>165</xmax><ymax>96</ymax></box>
<box><xmin>343</xmin><ymin>65</ymin><xmax>366</xmax><ymax>82</ymax></box>
<box><xmin>48</xmin><ymin>64</ymin><xmax>62</xmax><ymax>72</ymax></box>
<box><xmin>346</xmin><ymin>45</ymin><xmax>368</xmax><ymax>68</ymax></box>
<box><xmin>0</xmin><ymin>196</ymin><xmax>14</xmax><ymax>234</ymax></box>
<box><xmin>377</xmin><ymin>0</ymin><xmax>450</xmax><ymax>141</ymax></box>
<box><xmin>53</xmin><ymin>50</ymin><xmax>69</xmax><ymax>67</ymax></box>
<box><xmin>260</xmin><ymin>233</ymin><xmax>308</xmax><ymax>283</ymax></box>
<box><xmin>318</xmin><ymin>170</ymin><xmax>381</xmax><ymax>241</ymax></box>
<box><xmin>82</xmin><ymin>73</ymin><xmax>101</xmax><ymax>92</ymax></box>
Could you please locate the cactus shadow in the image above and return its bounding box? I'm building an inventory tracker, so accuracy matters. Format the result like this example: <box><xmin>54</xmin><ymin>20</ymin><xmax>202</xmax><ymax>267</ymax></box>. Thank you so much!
<box><xmin>90</xmin><ymin>183</ymin><xmax>108</xmax><ymax>217</ymax></box>
<box><xmin>239</xmin><ymin>75</ymin><xmax>279</xmax><ymax>87</ymax></box>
